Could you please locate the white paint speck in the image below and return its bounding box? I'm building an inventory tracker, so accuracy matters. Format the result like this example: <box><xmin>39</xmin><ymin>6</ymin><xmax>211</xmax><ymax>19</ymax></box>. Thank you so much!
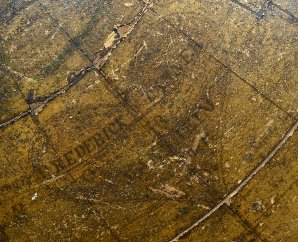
<box><xmin>124</xmin><ymin>2</ymin><xmax>134</xmax><ymax>7</ymax></box>
<box><xmin>147</xmin><ymin>159</ymin><xmax>154</xmax><ymax>169</ymax></box>
<box><xmin>197</xmin><ymin>204</ymin><xmax>210</xmax><ymax>210</ymax></box>
<box><xmin>105</xmin><ymin>179</ymin><xmax>113</xmax><ymax>184</ymax></box>
<box><xmin>31</xmin><ymin>193</ymin><xmax>38</xmax><ymax>200</ymax></box>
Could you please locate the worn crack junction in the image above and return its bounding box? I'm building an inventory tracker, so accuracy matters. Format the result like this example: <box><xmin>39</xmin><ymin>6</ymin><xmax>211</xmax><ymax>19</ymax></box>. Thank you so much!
<box><xmin>1</xmin><ymin>1</ymin><xmax>297</xmax><ymax>240</ymax></box>
<box><xmin>228</xmin><ymin>206</ymin><xmax>268</xmax><ymax>242</ymax></box>
<box><xmin>272</xmin><ymin>2</ymin><xmax>298</xmax><ymax>24</ymax></box>
<box><xmin>169</xmin><ymin>118</ymin><xmax>298</xmax><ymax>241</ymax></box>
<box><xmin>0</xmin><ymin>1</ymin><xmax>152</xmax><ymax>129</ymax></box>
<box><xmin>2</xmin><ymin>0</ymin><xmax>295</xmax><ymax>129</ymax></box>
<box><xmin>231</xmin><ymin>0</ymin><xmax>298</xmax><ymax>23</ymax></box>
<box><xmin>96</xmin><ymin>65</ymin><xmax>267</xmax><ymax>241</ymax></box>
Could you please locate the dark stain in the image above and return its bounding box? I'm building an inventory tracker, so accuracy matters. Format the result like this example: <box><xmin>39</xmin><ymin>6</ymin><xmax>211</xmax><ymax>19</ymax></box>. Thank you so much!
<box><xmin>0</xmin><ymin>225</ymin><xmax>9</xmax><ymax>242</ymax></box>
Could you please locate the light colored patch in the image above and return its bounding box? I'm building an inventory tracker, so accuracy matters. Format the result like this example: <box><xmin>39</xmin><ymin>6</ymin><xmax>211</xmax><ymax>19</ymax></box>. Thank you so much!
<box><xmin>104</xmin><ymin>31</ymin><xmax>117</xmax><ymax>48</ymax></box>
<box><xmin>147</xmin><ymin>159</ymin><xmax>154</xmax><ymax>169</ymax></box>
<box><xmin>117</xmin><ymin>24</ymin><xmax>134</xmax><ymax>38</ymax></box>
<box><xmin>192</xmin><ymin>131</ymin><xmax>206</xmax><ymax>151</ymax></box>
<box><xmin>150</xmin><ymin>184</ymin><xmax>185</xmax><ymax>198</ymax></box>
<box><xmin>124</xmin><ymin>2</ymin><xmax>134</xmax><ymax>7</ymax></box>
<box><xmin>31</xmin><ymin>192</ymin><xmax>38</xmax><ymax>200</ymax></box>
<box><xmin>197</xmin><ymin>204</ymin><xmax>210</xmax><ymax>210</ymax></box>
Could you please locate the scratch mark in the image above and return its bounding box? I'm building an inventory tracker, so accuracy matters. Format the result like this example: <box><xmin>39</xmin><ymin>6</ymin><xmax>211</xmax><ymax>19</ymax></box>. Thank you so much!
<box><xmin>150</xmin><ymin>184</ymin><xmax>186</xmax><ymax>199</ymax></box>
<box><xmin>271</xmin><ymin>2</ymin><xmax>298</xmax><ymax>25</ymax></box>
<box><xmin>231</xmin><ymin>0</ymin><xmax>298</xmax><ymax>24</ymax></box>
<box><xmin>0</xmin><ymin>2</ymin><xmax>152</xmax><ymax>129</ymax></box>
<box><xmin>169</xmin><ymin>118</ymin><xmax>298</xmax><ymax>241</ymax></box>
<box><xmin>231</xmin><ymin>0</ymin><xmax>257</xmax><ymax>15</ymax></box>
<box><xmin>115</xmin><ymin>40</ymin><xmax>147</xmax><ymax>72</ymax></box>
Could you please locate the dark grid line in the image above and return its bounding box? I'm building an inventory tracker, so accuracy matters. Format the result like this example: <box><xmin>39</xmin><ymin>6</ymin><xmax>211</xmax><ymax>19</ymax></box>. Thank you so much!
<box><xmin>93</xmin><ymin>8</ymin><xmax>297</xmax><ymax>241</ymax></box>
<box><xmin>149</xmin><ymin>7</ymin><xmax>296</xmax><ymax>120</ymax></box>
<box><xmin>97</xmin><ymin>67</ymin><xmax>268</xmax><ymax>241</ymax></box>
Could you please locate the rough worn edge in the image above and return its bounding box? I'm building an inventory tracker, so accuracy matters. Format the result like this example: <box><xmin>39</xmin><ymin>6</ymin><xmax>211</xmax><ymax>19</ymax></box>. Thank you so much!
<box><xmin>0</xmin><ymin>1</ymin><xmax>152</xmax><ymax>130</ymax></box>
<box><xmin>169</xmin><ymin>118</ymin><xmax>298</xmax><ymax>241</ymax></box>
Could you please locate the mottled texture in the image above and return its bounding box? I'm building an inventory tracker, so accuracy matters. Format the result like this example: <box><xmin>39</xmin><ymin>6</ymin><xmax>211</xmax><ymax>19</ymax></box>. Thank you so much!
<box><xmin>0</xmin><ymin>0</ymin><xmax>297</xmax><ymax>241</ymax></box>
<box><xmin>154</xmin><ymin>0</ymin><xmax>298</xmax><ymax>116</ymax></box>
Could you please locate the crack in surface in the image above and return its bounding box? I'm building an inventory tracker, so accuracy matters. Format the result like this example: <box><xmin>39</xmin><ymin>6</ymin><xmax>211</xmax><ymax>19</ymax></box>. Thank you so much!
<box><xmin>1</xmin><ymin>1</ymin><xmax>296</xmax><ymax>239</ymax></box>
<box><xmin>231</xmin><ymin>0</ymin><xmax>298</xmax><ymax>24</ymax></box>
<box><xmin>91</xmin><ymin>11</ymin><xmax>296</xmax><ymax>239</ymax></box>
<box><xmin>0</xmin><ymin>1</ymin><xmax>152</xmax><ymax>130</ymax></box>
<box><xmin>229</xmin><ymin>206</ymin><xmax>269</xmax><ymax>242</ymax></box>
<box><xmin>231</xmin><ymin>0</ymin><xmax>257</xmax><ymax>15</ymax></box>
<box><xmin>271</xmin><ymin>2</ymin><xmax>298</xmax><ymax>24</ymax></box>
<box><xmin>169</xmin><ymin>118</ymin><xmax>298</xmax><ymax>241</ymax></box>
<box><xmin>231</xmin><ymin>0</ymin><xmax>274</xmax><ymax>19</ymax></box>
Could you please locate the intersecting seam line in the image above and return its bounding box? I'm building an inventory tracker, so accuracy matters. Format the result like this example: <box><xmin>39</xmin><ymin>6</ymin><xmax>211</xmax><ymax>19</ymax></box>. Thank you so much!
<box><xmin>97</xmin><ymin>70</ymin><xmax>222</xmax><ymax>197</ymax></box>
<box><xmin>2</xmin><ymin>1</ymin><xmax>296</xmax><ymax>240</ymax></box>
<box><xmin>95</xmin><ymin>54</ymin><xmax>271</xmax><ymax>242</ymax></box>
<box><xmin>37</xmin><ymin>0</ymin><xmax>100</xmax><ymax>61</ymax></box>
<box><xmin>98</xmin><ymin>58</ymin><xmax>281</xmax><ymax>241</ymax></box>
<box><xmin>149</xmin><ymin>7</ymin><xmax>296</xmax><ymax>120</ymax></box>
<box><xmin>0</xmin><ymin>1</ymin><xmax>152</xmax><ymax>130</ymax></box>
<box><xmin>38</xmin><ymin>1</ymin><xmax>297</xmax><ymax>239</ymax></box>
<box><xmin>169</xmin><ymin>118</ymin><xmax>298</xmax><ymax>241</ymax></box>
<box><xmin>1</xmin><ymin>3</ymin><xmax>151</xmax><ymax>240</ymax></box>
<box><xmin>230</xmin><ymin>0</ymin><xmax>298</xmax><ymax>23</ymax></box>
<box><xmin>227</xmin><ymin>206</ymin><xmax>268</xmax><ymax>242</ymax></box>
<box><xmin>95</xmin><ymin>71</ymin><xmax>233</xmax><ymax>232</ymax></box>
<box><xmin>3</xmin><ymin>102</ymin><xmax>157</xmax><ymax>203</ymax></box>
<box><xmin>230</xmin><ymin>0</ymin><xmax>257</xmax><ymax>15</ymax></box>
<box><xmin>271</xmin><ymin>2</ymin><xmax>298</xmax><ymax>24</ymax></box>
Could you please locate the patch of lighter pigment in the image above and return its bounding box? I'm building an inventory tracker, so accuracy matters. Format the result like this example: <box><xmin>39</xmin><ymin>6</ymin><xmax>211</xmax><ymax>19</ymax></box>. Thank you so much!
<box><xmin>150</xmin><ymin>184</ymin><xmax>185</xmax><ymax>198</ymax></box>
<box><xmin>31</xmin><ymin>193</ymin><xmax>38</xmax><ymax>200</ymax></box>
<box><xmin>169</xmin><ymin>119</ymin><xmax>298</xmax><ymax>241</ymax></box>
